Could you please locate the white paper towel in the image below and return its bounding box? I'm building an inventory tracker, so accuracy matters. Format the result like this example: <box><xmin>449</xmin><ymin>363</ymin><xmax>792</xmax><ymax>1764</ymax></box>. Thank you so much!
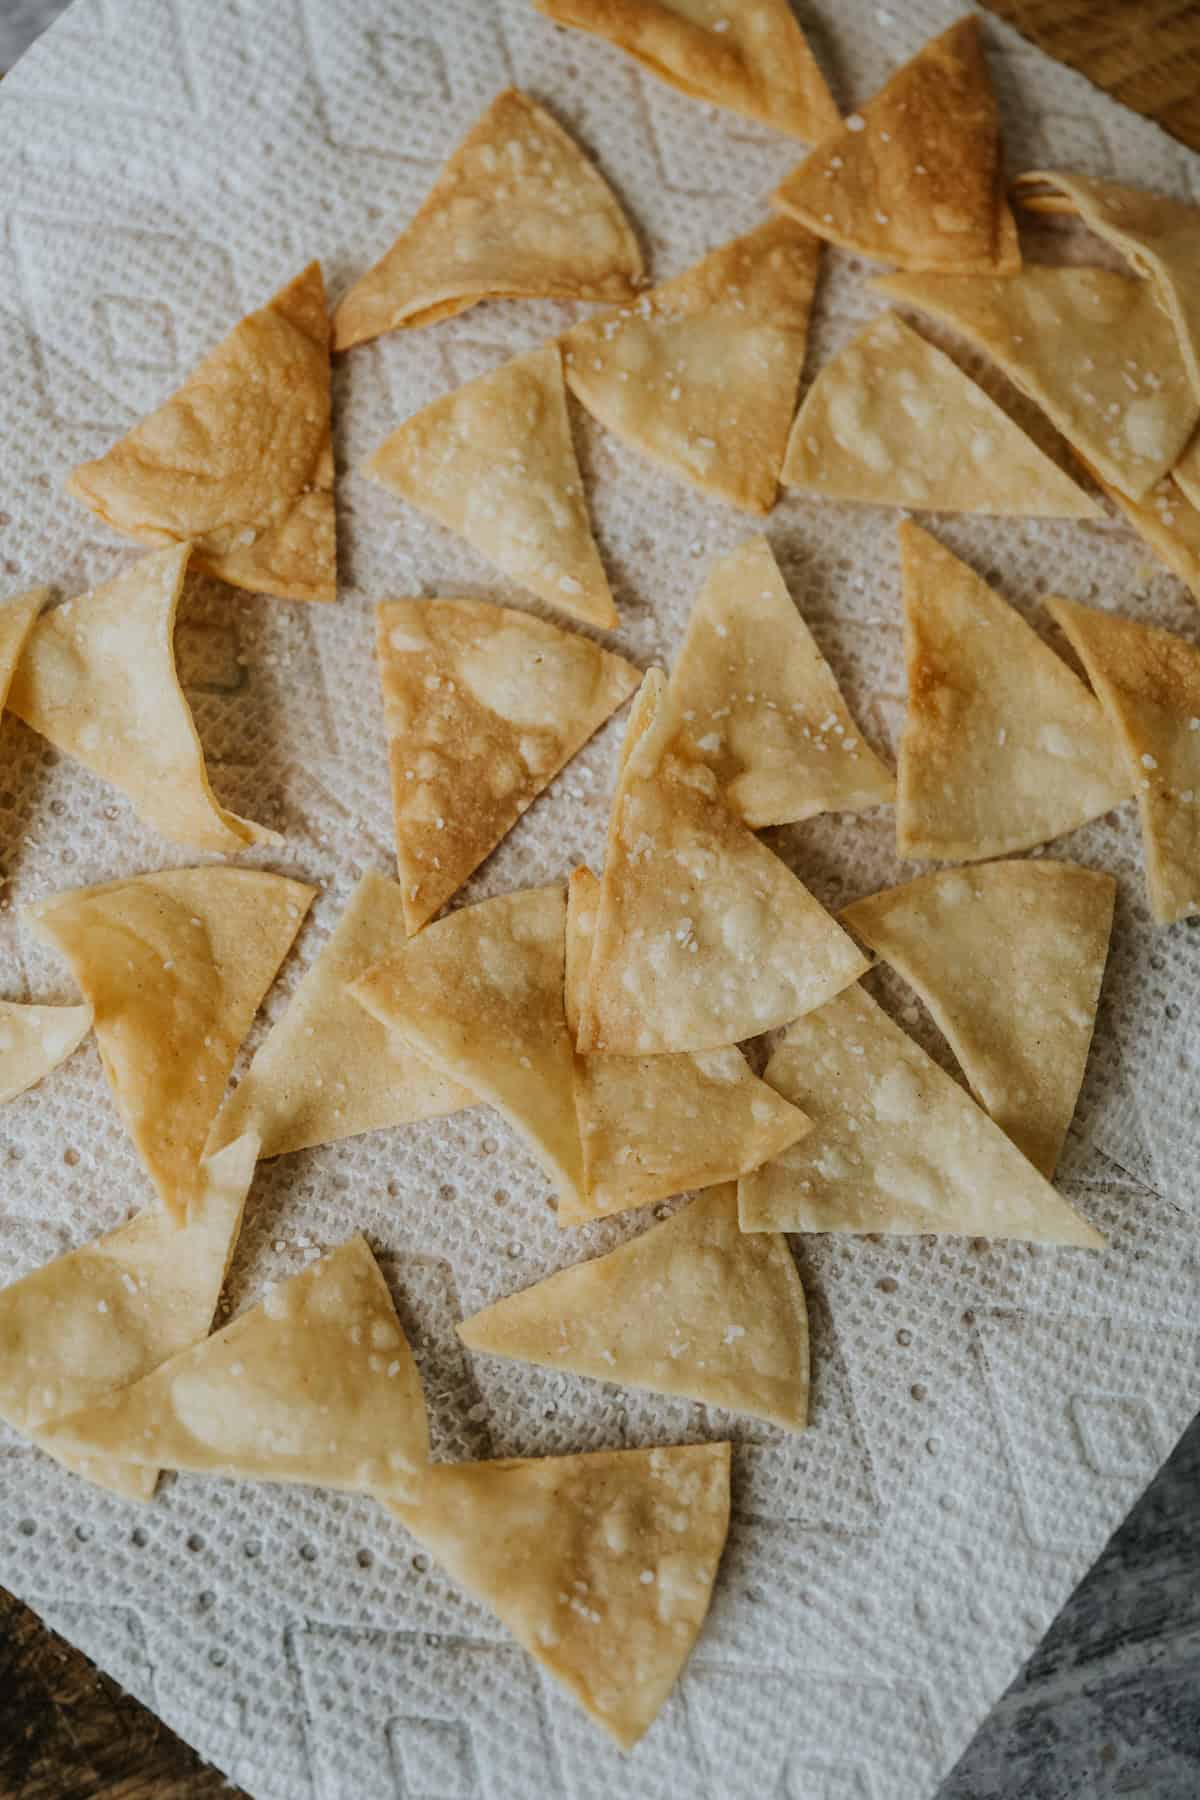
<box><xmin>1</xmin><ymin>3</ymin><xmax>1198</xmax><ymax>1796</ymax></box>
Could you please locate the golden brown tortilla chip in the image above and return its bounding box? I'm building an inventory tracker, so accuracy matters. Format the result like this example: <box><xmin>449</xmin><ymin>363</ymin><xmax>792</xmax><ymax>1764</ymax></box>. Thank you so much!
<box><xmin>1175</xmin><ymin>427</ymin><xmax>1200</xmax><ymax>508</ymax></box>
<box><xmin>27</xmin><ymin>867</ymin><xmax>314</xmax><ymax>1220</ymax></box>
<box><xmin>0</xmin><ymin>588</ymin><xmax>45</xmax><ymax>714</ymax></box>
<box><xmin>740</xmin><ymin>984</ymin><xmax>1103</xmax><ymax>1245</ymax></box>
<box><xmin>389</xmin><ymin>1442</ymin><xmax>730</xmax><ymax>1749</ymax></box>
<box><xmin>1046</xmin><ymin>596</ymin><xmax>1200</xmax><ymax>924</ymax></box>
<box><xmin>896</xmin><ymin>521</ymin><xmax>1133</xmax><ymax>861</ymax></box>
<box><xmin>1087</xmin><ymin>465</ymin><xmax>1200</xmax><ymax>605</ymax></box>
<box><xmin>561</xmin><ymin>220</ymin><xmax>821</xmax><ymax>513</ymax></box>
<box><xmin>378</xmin><ymin>598</ymin><xmax>639</xmax><ymax>933</ymax></box>
<box><xmin>0</xmin><ymin>1000</ymin><xmax>91</xmax><ymax>1105</ymax></box>
<box><xmin>66</xmin><ymin>263</ymin><xmax>335</xmax><ymax>603</ymax></box>
<box><xmin>841</xmin><ymin>862</ymin><xmax>1115</xmax><ymax>1177</ymax></box>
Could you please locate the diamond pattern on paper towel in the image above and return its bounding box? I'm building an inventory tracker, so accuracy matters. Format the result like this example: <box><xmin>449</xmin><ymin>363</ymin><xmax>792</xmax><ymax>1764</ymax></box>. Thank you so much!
<box><xmin>390</xmin><ymin>1716</ymin><xmax>478</xmax><ymax>1797</ymax></box>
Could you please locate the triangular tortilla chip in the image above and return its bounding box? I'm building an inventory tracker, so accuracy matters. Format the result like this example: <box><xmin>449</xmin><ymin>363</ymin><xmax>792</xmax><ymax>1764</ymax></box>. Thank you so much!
<box><xmin>841</xmin><ymin>861</ymin><xmax>1115</xmax><ymax>1177</ymax></box>
<box><xmin>1086</xmin><ymin>465</ymin><xmax>1200</xmax><ymax>605</ymax></box>
<box><xmin>7</xmin><ymin>546</ymin><xmax>278</xmax><ymax>853</ymax></box>
<box><xmin>0</xmin><ymin>1132</ymin><xmax>259</xmax><ymax>1502</ymax></box>
<box><xmin>388</xmin><ymin>1441</ymin><xmax>730</xmax><ymax>1749</ymax></box>
<box><xmin>364</xmin><ymin>345</ymin><xmax>615</xmax><ymax>629</ymax></box>
<box><xmin>460</xmin><ymin>1183</ymin><xmax>809</xmax><ymax>1429</ymax></box>
<box><xmin>66</xmin><ymin>263</ymin><xmax>335</xmax><ymax>603</ymax></box>
<box><xmin>664</xmin><ymin>535</ymin><xmax>895</xmax><ymax>827</ymax></box>
<box><xmin>773</xmin><ymin>17</ymin><xmax>1019</xmax><ymax>275</ymax></box>
<box><xmin>352</xmin><ymin>885</ymin><xmax>587</xmax><ymax>1213</ymax></box>
<box><xmin>378</xmin><ymin>598</ymin><xmax>639</xmax><ymax>933</ymax></box>
<box><xmin>783</xmin><ymin>313</ymin><xmax>1097</xmax><ymax>517</ymax></box>
<box><xmin>561</xmin><ymin>220</ymin><xmax>821</xmax><ymax>514</ymax></box>
<box><xmin>0</xmin><ymin>1000</ymin><xmax>91</xmax><ymax>1105</ymax></box>
<box><xmin>875</xmin><ymin>266</ymin><xmax>1199</xmax><ymax>502</ymax></box>
<box><xmin>333</xmin><ymin>89</ymin><xmax>643</xmax><ymax>349</ymax></box>
<box><xmin>39</xmin><ymin>1234</ymin><xmax>430</xmax><ymax>1499</ymax></box>
<box><xmin>1176</xmin><ymin>428</ymin><xmax>1200</xmax><ymax>511</ymax></box>
<box><xmin>0</xmin><ymin>587</ymin><xmax>45</xmax><ymax>713</ymax></box>
<box><xmin>740</xmin><ymin>984</ymin><xmax>1103</xmax><ymax>1245</ymax></box>
<box><xmin>533</xmin><ymin>0</ymin><xmax>838</xmax><ymax>142</ymax></box>
<box><xmin>206</xmin><ymin>872</ymin><xmax>474</xmax><ymax>1161</ymax></box>
<box><xmin>896</xmin><ymin>521</ymin><xmax>1134</xmax><ymax>861</ymax></box>
<box><xmin>1046</xmin><ymin>596</ymin><xmax>1200</xmax><ymax>924</ymax></box>
<box><xmin>579</xmin><ymin>670</ymin><xmax>868</xmax><ymax>1054</ymax></box>
<box><xmin>27</xmin><ymin>867</ymin><xmax>314</xmax><ymax>1219</ymax></box>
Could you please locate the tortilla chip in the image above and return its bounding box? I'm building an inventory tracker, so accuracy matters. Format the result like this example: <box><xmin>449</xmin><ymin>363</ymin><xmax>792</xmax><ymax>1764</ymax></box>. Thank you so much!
<box><xmin>0</xmin><ymin>1132</ymin><xmax>259</xmax><ymax>1503</ymax></box>
<box><xmin>875</xmin><ymin>266</ymin><xmax>1198</xmax><ymax>502</ymax></box>
<box><xmin>0</xmin><ymin>588</ymin><xmax>45</xmax><ymax>713</ymax></box>
<box><xmin>1046</xmin><ymin>596</ymin><xmax>1200</xmax><ymax>924</ymax></box>
<box><xmin>533</xmin><ymin>0</ymin><xmax>838</xmax><ymax>142</ymax></box>
<box><xmin>6</xmin><ymin>546</ymin><xmax>278</xmax><ymax>853</ymax></box>
<box><xmin>364</xmin><ymin>344</ymin><xmax>615</xmax><ymax>629</ymax></box>
<box><xmin>1087</xmin><ymin>466</ymin><xmax>1200</xmax><ymax>605</ymax></box>
<box><xmin>66</xmin><ymin>263</ymin><xmax>335</xmax><ymax>603</ymax></box>
<box><xmin>378</xmin><ymin>598</ymin><xmax>639</xmax><ymax>934</ymax></box>
<box><xmin>579</xmin><ymin>670</ymin><xmax>868</xmax><ymax>1054</ymax></box>
<box><xmin>665</xmin><ymin>535</ymin><xmax>895</xmax><ymax>827</ymax></box>
<box><xmin>896</xmin><ymin>521</ymin><xmax>1133</xmax><ymax>861</ymax></box>
<box><xmin>461</xmin><ymin>1183</ymin><xmax>809</xmax><ymax>1429</ymax></box>
<box><xmin>783</xmin><ymin>313</ymin><xmax>1097</xmax><ymax>517</ymax></box>
<box><xmin>206</xmin><ymin>872</ymin><xmax>474</xmax><ymax>1161</ymax></box>
<box><xmin>740</xmin><ymin>984</ymin><xmax>1103</xmax><ymax>1245</ymax></box>
<box><xmin>0</xmin><ymin>1000</ymin><xmax>91</xmax><ymax>1105</ymax></box>
<box><xmin>773</xmin><ymin>17</ymin><xmax>1018</xmax><ymax>275</ymax></box>
<box><xmin>27</xmin><ymin>867</ymin><xmax>314</xmax><ymax>1220</ymax></box>
<box><xmin>389</xmin><ymin>1441</ymin><xmax>730</xmax><ymax>1749</ymax></box>
<box><xmin>1176</xmin><ymin>429</ymin><xmax>1200</xmax><ymax>511</ymax></box>
<box><xmin>561</xmin><ymin>220</ymin><xmax>821</xmax><ymax>514</ymax></box>
<box><xmin>333</xmin><ymin>90</ymin><xmax>643</xmax><ymax>349</ymax></box>
<box><xmin>39</xmin><ymin>1234</ymin><xmax>430</xmax><ymax>1499</ymax></box>
<box><xmin>841</xmin><ymin>862</ymin><xmax>1115</xmax><ymax>1177</ymax></box>
<box><xmin>352</xmin><ymin>885</ymin><xmax>586</xmax><ymax>1213</ymax></box>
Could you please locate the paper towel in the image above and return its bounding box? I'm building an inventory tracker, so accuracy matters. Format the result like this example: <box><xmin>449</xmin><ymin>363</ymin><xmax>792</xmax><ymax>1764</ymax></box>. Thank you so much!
<box><xmin>0</xmin><ymin>2</ymin><xmax>1198</xmax><ymax>1796</ymax></box>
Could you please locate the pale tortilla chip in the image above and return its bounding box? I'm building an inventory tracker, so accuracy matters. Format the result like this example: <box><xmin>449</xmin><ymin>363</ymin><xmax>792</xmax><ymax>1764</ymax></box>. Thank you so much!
<box><xmin>740</xmin><ymin>984</ymin><xmax>1103</xmax><ymax>1245</ymax></box>
<box><xmin>333</xmin><ymin>89</ymin><xmax>643</xmax><ymax>349</ymax></box>
<box><xmin>27</xmin><ymin>867</ymin><xmax>314</xmax><ymax>1220</ymax></box>
<box><xmin>7</xmin><ymin>545</ymin><xmax>279</xmax><ymax>853</ymax></box>
<box><xmin>665</xmin><ymin>535</ymin><xmax>895</xmax><ymax>827</ymax></box>
<box><xmin>561</xmin><ymin>220</ymin><xmax>821</xmax><ymax>514</ymax></box>
<box><xmin>783</xmin><ymin>313</ymin><xmax>1097</xmax><ymax>517</ymax></box>
<box><xmin>0</xmin><ymin>588</ymin><xmax>45</xmax><ymax>714</ymax></box>
<box><xmin>66</xmin><ymin>263</ymin><xmax>335</xmax><ymax>603</ymax></box>
<box><xmin>39</xmin><ymin>1234</ymin><xmax>430</xmax><ymax>1499</ymax></box>
<box><xmin>564</xmin><ymin>865</ymin><xmax>600</xmax><ymax>1044</ymax></box>
<box><xmin>460</xmin><ymin>1183</ymin><xmax>809</xmax><ymax>1429</ymax></box>
<box><xmin>364</xmin><ymin>344</ymin><xmax>615</xmax><ymax>629</ymax></box>
<box><xmin>773</xmin><ymin>17</ymin><xmax>1019</xmax><ymax>275</ymax></box>
<box><xmin>206</xmin><ymin>872</ymin><xmax>474</xmax><ymax>1161</ymax></box>
<box><xmin>0</xmin><ymin>1000</ymin><xmax>91</xmax><ymax>1105</ymax></box>
<box><xmin>1087</xmin><ymin>465</ymin><xmax>1200</xmax><ymax>605</ymax></box>
<box><xmin>388</xmin><ymin>1441</ymin><xmax>730</xmax><ymax>1749</ymax></box>
<box><xmin>378</xmin><ymin>598</ymin><xmax>639</xmax><ymax>933</ymax></box>
<box><xmin>1046</xmin><ymin>596</ymin><xmax>1200</xmax><ymax>924</ymax></box>
<box><xmin>875</xmin><ymin>265</ymin><xmax>1198</xmax><ymax>502</ymax></box>
<box><xmin>579</xmin><ymin>670</ymin><xmax>868</xmax><ymax>1054</ymax></box>
<box><xmin>896</xmin><ymin>521</ymin><xmax>1134</xmax><ymax>861</ymax></box>
<box><xmin>533</xmin><ymin>0</ymin><xmax>839</xmax><ymax>142</ymax></box>
<box><xmin>841</xmin><ymin>861</ymin><xmax>1115</xmax><ymax>1177</ymax></box>
<box><xmin>352</xmin><ymin>885</ymin><xmax>587</xmax><ymax>1213</ymax></box>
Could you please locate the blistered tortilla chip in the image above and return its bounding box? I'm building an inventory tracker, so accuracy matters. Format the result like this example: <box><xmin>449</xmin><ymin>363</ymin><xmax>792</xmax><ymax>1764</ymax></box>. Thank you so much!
<box><xmin>740</xmin><ymin>984</ymin><xmax>1103</xmax><ymax>1245</ymax></box>
<box><xmin>27</xmin><ymin>867</ymin><xmax>314</xmax><ymax>1220</ymax></box>
<box><xmin>876</xmin><ymin>266</ymin><xmax>1198</xmax><ymax>502</ymax></box>
<box><xmin>364</xmin><ymin>345</ymin><xmax>615</xmax><ymax>629</ymax></box>
<box><xmin>0</xmin><ymin>1000</ymin><xmax>91</xmax><ymax>1105</ymax></box>
<box><xmin>1046</xmin><ymin>596</ymin><xmax>1200</xmax><ymax>924</ymax></box>
<box><xmin>378</xmin><ymin>598</ymin><xmax>639</xmax><ymax>933</ymax></box>
<box><xmin>1086</xmin><ymin>465</ymin><xmax>1200</xmax><ymax>605</ymax></box>
<box><xmin>0</xmin><ymin>588</ymin><xmax>44</xmax><ymax>713</ymax></box>
<box><xmin>333</xmin><ymin>89</ymin><xmax>643</xmax><ymax>348</ymax></box>
<box><xmin>896</xmin><ymin>521</ymin><xmax>1133</xmax><ymax>861</ymax></box>
<box><xmin>389</xmin><ymin>1442</ymin><xmax>730</xmax><ymax>1749</ymax></box>
<box><xmin>562</xmin><ymin>220</ymin><xmax>821</xmax><ymax>513</ymax></box>
<box><xmin>352</xmin><ymin>886</ymin><xmax>586</xmax><ymax>1213</ymax></box>
<box><xmin>66</xmin><ymin>263</ymin><xmax>335</xmax><ymax>603</ymax></box>
<box><xmin>461</xmin><ymin>1184</ymin><xmax>809</xmax><ymax>1429</ymax></box>
<box><xmin>207</xmin><ymin>872</ymin><xmax>474</xmax><ymax>1161</ymax></box>
<box><xmin>842</xmin><ymin>862</ymin><xmax>1115</xmax><ymax>1177</ymax></box>
<box><xmin>775</xmin><ymin>17</ymin><xmax>1018</xmax><ymax>274</ymax></box>
<box><xmin>564</xmin><ymin>865</ymin><xmax>599</xmax><ymax>1043</ymax></box>
<box><xmin>783</xmin><ymin>313</ymin><xmax>1097</xmax><ymax>517</ymax></box>
<box><xmin>534</xmin><ymin>0</ymin><xmax>838</xmax><ymax>142</ymax></box>
<box><xmin>579</xmin><ymin>671</ymin><xmax>868</xmax><ymax>1054</ymax></box>
<box><xmin>7</xmin><ymin>546</ymin><xmax>278</xmax><ymax>853</ymax></box>
<box><xmin>665</xmin><ymin>535</ymin><xmax>895</xmax><ymax>827</ymax></box>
